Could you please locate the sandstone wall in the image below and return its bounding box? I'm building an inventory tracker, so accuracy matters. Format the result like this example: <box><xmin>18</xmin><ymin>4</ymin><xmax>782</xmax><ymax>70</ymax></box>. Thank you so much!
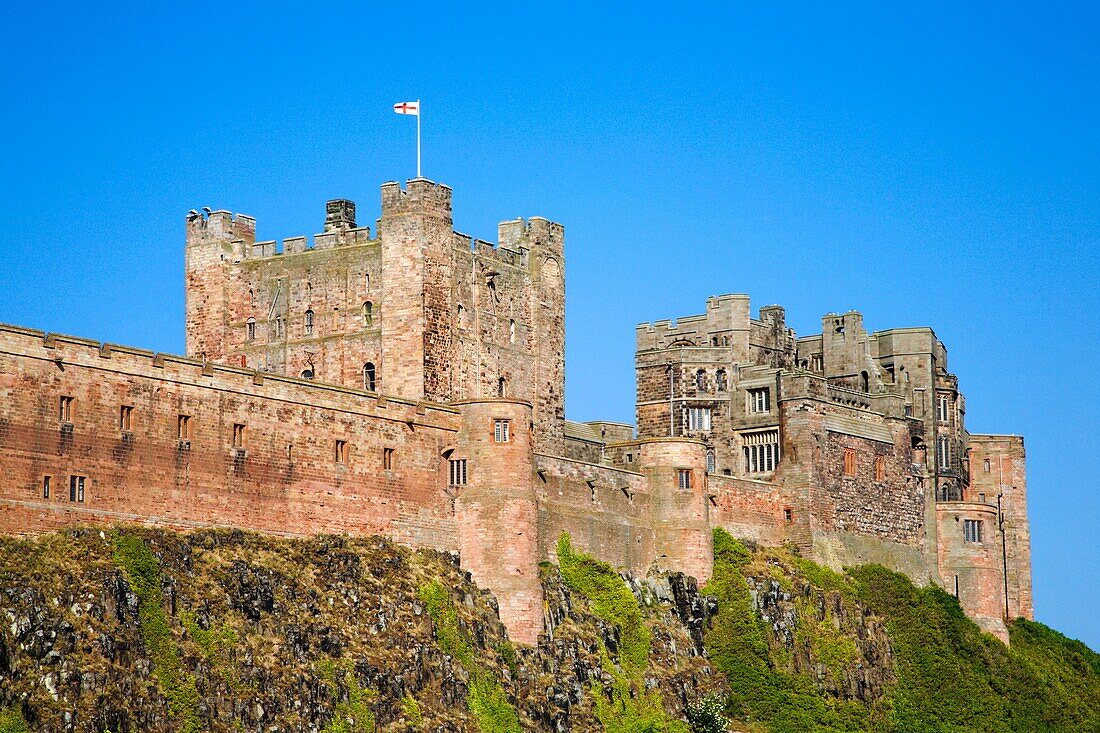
<box><xmin>0</xmin><ymin>325</ymin><xmax>460</xmax><ymax>550</ymax></box>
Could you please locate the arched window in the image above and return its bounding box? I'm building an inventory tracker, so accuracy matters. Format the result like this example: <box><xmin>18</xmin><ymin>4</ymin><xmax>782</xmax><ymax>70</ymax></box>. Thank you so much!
<box><xmin>305</xmin><ymin>309</ymin><xmax>314</xmax><ymax>335</ymax></box>
<box><xmin>457</xmin><ymin>304</ymin><xmax>465</xmax><ymax>328</ymax></box>
<box><xmin>695</xmin><ymin>369</ymin><xmax>707</xmax><ymax>392</ymax></box>
<box><xmin>860</xmin><ymin>370</ymin><xmax>869</xmax><ymax>393</ymax></box>
<box><xmin>246</xmin><ymin>317</ymin><xmax>256</xmax><ymax>341</ymax></box>
<box><xmin>706</xmin><ymin>451</ymin><xmax>716</xmax><ymax>474</ymax></box>
<box><xmin>509</xmin><ymin>319</ymin><xmax>516</xmax><ymax>344</ymax></box>
<box><xmin>715</xmin><ymin>369</ymin><xmax>727</xmax><ymax>391</ymax></box>
<box><xmin>363</xmin><ymin>301</ymin><xmax>373</xmax><ymax>327</ymax></box>
<box><xmin>301</xmin><ymin>369</ymin><xmax>314</xmax><ymax>380</ymax></box>
<box><xmin>497</xmin><ymin>377</ymin><xmax>507</xmax><ymax>398</ymax></box>
<box><xmin>364</xmin><ymin>272</ymin><xmax>370</xmax><ymax>291</ymax></box>
<box><xmin>363</xmin><ymin>362</ymin><xmax>376</xmax><ymax>392</ymax></box>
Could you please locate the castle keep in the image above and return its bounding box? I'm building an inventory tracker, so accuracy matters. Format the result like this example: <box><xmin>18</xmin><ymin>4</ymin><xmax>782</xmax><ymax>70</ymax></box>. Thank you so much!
<box><xmin>0</xmin><ymin>178</ymin><xmax>1032</xmax><ymax>642</ymax></box>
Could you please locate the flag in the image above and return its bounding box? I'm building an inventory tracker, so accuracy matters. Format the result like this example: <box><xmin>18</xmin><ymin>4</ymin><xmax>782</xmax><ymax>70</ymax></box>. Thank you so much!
<box><xmin>393</xmin><ymin>101</ymin><xmax>419</xmax><ymax>116</ymax></box>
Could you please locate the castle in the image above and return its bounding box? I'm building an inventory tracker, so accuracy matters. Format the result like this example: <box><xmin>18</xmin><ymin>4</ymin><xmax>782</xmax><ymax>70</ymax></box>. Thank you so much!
<box><xmin>0</xmin><ymin>178</ymin><xmax>1031</xmax><ymax>643</ymax></box>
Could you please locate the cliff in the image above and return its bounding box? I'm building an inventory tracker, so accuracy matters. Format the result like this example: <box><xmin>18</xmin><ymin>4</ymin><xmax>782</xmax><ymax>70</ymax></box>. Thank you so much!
<box><xmin>1</xmin><ymin>528</ymin><xmax>1097</xmax><ymax>733</ymax></box>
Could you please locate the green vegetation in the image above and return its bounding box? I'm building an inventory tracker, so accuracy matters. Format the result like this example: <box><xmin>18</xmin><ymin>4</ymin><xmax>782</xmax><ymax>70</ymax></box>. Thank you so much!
<box><xmin>318</xmin><ymin>659</ymin><xmax>375</xmax><ymax>733</ymax></box>
<box><xmin>702</xmin><ymin>528</ymin><xmax>1100</xmax><ymax>732</ymax></box>
<box><xmin>702</xmin><ymin>529</ymin><xmax>877</xmax><ymax>733</ymax></box>
<box><xmin>556</xmin><ymin>533</ymin><xmax>651</xmax><ymax>677</ymax></box>
<box><xmin>418</xmin><ymin>580</ymin><xmax>522</xmax><ymax>733</ymax></box>
<box><xmin>684</xmin><ymin>694</ymin><xmax>731</xmax><ymax>733</ymax></box>
<box><xmin>0</xmin><ymin>707</ymin><xmax>30</xmax><ymax>733</ymax></box>
<box><xmin>400</xmin><ymin>695</ymin><xmax>424</xmax><ymax>727</ymax></box>
<box><xmin>556</xmin><ymin>533</ymin><xmax>690</xmax><ymax>733</ymax></box>
<box><xmin>851</xmin><ymin>564</ymin><xmax>1100</xmax><ymax>732</ymax></box>
<box><xmin>111</xmin><ymin>531</ymin><xmax>202</xmax><ymax>733</ymax></box>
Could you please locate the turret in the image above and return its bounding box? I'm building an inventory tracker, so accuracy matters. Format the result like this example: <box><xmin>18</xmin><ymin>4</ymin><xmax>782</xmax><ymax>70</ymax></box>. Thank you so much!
<box><xmin>184</xmin><ymin>209</ymin><xmax>256</xmax><ymax>362</ymax></box>
<box><xmin>636</xmin><ymin>437</ymin><xmax>712</xmax><ymax>583</ymax></box>
<box><xmin>378</xmin><ymin>179</ymin><xmax>454</xmax><ymax>400</ymax></box>
<box><xmin>452</xmin><ymin>399</ymin><xmax>543</xmax><ymax>644</ymax></box>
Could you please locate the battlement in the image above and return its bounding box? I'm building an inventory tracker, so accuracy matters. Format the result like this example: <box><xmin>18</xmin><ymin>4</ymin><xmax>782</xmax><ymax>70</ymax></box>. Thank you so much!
<box><xmin>380</xmin><ymin>178</ymin><xmax>453</xmax><ymax>220</ymax></box>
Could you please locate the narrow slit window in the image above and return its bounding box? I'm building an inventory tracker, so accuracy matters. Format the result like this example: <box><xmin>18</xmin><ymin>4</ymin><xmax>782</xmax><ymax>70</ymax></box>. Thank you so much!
<box><xmin>69</xmin><ymin>475</ymin><xmax>85</xmax><ymax>503</ymax></box>
<box><xmin>363</xmin><ymin>301</ymin><xmax>373</xmax><ymax>327</ymax></box>
<box><xmin>383</xmin><ymin>447</ymin><xmax>394</xmax><ymax>470</ymax></box>
<box><xmin>363</xmin><ymin>362</ymin><xmax>376</xmax><ymax>392</ymax></box>
<box><xmin>874</xmin><ymin>455</ymin><xmax>885</xmax><ymax>481</ymax></box>
<box><xmin>335</xmin><ymin>439</ymin><xmax>348</xmax><ymax>464</ymax></box>
<box><xmin>843</xmin><ymin>448</ymin><xmax>857</xmax><ymax>476</ymax></box>
<box><xmin>178</xmin><ymin>415</ymin><xmax>192</xmax><ymax>441</ymax></box>
<box><xmin>59</xmin><ymin>395</ymin><xmax>74</xmax><ymax>423</ymax></box>
<box><xmin>247</xmin><ymin>317</ymin><xmax>256</xmax><ymax>341</ymax></box>
<box><xmin>119</xmin><ymin>405</ymin><xmax>134</xmax><ymax>432</ymax></box>
<box><xmin>42</xmin><ymin>475</ymin><xmax>51</xmax><ymax>499</ymax></box>
<box><xmin>232</xmin><ymin>423</ymin><xmax>246</xmax><ymax>449</ymax></box>
<box><xmin>304</xmin><ymin>309</ymin><xmax>314</xmax><ymax>335</ymax></box>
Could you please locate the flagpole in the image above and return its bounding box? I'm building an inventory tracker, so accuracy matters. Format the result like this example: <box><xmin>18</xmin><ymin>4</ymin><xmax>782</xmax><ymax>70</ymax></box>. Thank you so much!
<box><xmin>416</xmin><ymin>99</ymin><xmax>421</xmax><ymax>178</ymax></box>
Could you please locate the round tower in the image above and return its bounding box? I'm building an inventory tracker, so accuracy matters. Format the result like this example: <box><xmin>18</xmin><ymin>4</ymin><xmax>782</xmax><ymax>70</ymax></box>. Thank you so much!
<box><xmin>452</xmin><ymin>398</ymin><xmax>543</xmax><ymax>644</ymax></box>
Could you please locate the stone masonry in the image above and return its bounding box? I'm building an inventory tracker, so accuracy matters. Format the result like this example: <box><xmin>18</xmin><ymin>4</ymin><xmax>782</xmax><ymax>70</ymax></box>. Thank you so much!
<box><xmin>0</xmin><ymin>177</ymin><xmax>1031</xmax><ymax>643</ymax></box>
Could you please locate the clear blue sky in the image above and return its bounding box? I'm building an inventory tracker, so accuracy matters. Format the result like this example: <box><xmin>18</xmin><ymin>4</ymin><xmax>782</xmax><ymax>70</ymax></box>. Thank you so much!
<box><xmin>1</xmin><ymin>2</ymin><xmax>1096</xmax><ymax>648</ymax></box>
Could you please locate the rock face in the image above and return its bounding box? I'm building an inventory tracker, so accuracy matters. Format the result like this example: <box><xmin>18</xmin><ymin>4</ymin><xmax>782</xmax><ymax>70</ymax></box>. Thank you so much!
<box><xmin>0</xmin><ymin>529</ymin><xmax>729</xmax><ymax>733</ymax></box>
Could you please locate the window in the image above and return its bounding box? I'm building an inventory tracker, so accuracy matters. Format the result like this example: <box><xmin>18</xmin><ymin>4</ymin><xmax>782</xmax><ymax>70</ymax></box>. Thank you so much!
<box><xmin>383</xmin><ymin>447</ymin><xmax>394</xmax><ymax>470</ymax></box>
<box><xmin>509</xmin><ymin>319</ymin><xmax>516</xmax><ymax>344</ymax></box>
<box><xmin>119</xmin><ymin>405</ymin><xmax>133</xmax><ymax>432</ymax></box>
<box><xmin>335</xmin><ymin>439</ymin><xmax>348</xmax><ymax>464</ymax></box>
<box><xmin>363</xmin><ymin>301</ymin><xmax>373</xmax><ymax>327</ymax></box>
<box><xmin>305</xmin><ymin>309</ymin><xmax>314</xmax><ymax>335</ymax></box>
<box><xmin>937</xmin><ymin>436</ymin><xmax>951</xmax><ymax>468</ymax></box>
<box><xmin>449</xmin><ymin>458</ymin><xmax>468</xmax><ymax>486</ymax></box>
<box><xmin>178</xmin><ymin>415</ymin><xmax>192</xmax><ymax>441</ymax></box>
<box><xmin>843</xmin><ymin>448</ymin><xmax>857</xmax><ymax>477</ymax></box>
<box><xmin>874</xmin><ymin>455</ymin><xmax>885</xmax><ymax>482</ymax></box>
<box><xmin>963</xmin><ymin>519</ymin><xmax>983</xmax><ymax>543</ymax></box>
<box><xmin>301</xmin><ymin>369</ymin><xmax>314</xmax><ymax>380</ymax></box>
<box><xmin>69</xmin><ymin>475</ymin><xmax>85</xmax><ymax>503</ymax></box>
<box><xmin>677</xmin><ymin>468</ymin><xmax>693</xmax><ymax>490</ymax></box>
<box><xmin>43</xmin><ymin>476</ymin><xmax>51</xmax><ymax>499</ymax></box>
<box><xmin>743</xmin><ymin>430</ymin><xmax>780</xmax><ymax>473</ymax></box>
<box><xmin>273</xmin><ymin>317</ymin><xmax>285</xmax><ymax>340</ymax></box>
<box><xmin>59</xmin><ymin>395</ymin><xmax>74</xmax><ymax>423</ymax></box>
<box><xmin>937</xmin><ymin>394</ymin><xmax>950</xmax><ymax>422</ymax></box>
<box><xmin>979</xmin><ymin>492</ymin><xmax>986</xmax><ymax>503</ymax></box>
<box><xmin>747</xmin><ymin>388</ymin><xmax>770</xmax><ymax>413</ymax></box>
<box><xmin>247</xmin><ymin>317</ymin><xmax>256</xmax><ymax>341</ymax></box>
<box><xmin>687</xmin><ymin>407</ymin><xmax>712</xmax><ymax>432</ymax></box>
<box><xmin>363</xmin><ymin>362</ymin><xmax>376</xmax><ymax>392</ymax></box>
<box><xmin>784</xmin><ymin>508</ymin><xmax>793</xmax><ymax>523</ymax></box>
<box><xmin>695</xmin><ymin>370</ymin><xmax>707</xmax><ymax>392</ymax></box>
<box><xmin>232</xmin><ymin>423</ymin><xmax>246</xmax><ymax>449</ymax></box>
<box><xmin>457</xmin><ymin>304</ymin><xmax>466</xmax><ymax>328</ymax></box>
<box><xmin>983</xmin><ymin>458</ymin><xmax>991</xmax><ymax>473</ymax></box>
<box><xmin>497</xmin><ymin>377</ymin><xmax>507</xmax><ymax>398</ymax></box>
<box><xmin>715</xmin><ymin>369</ymin><xmax>727</xmax><ymax>392</ymax></box>
<box><xmin>494</xmin><ymin>419</ymin><xmax>510</xmax><ymax>443</ymax></box>
<box><xmin>706</xmin><ymin>451</ymin><xmax>716</xmax><ymax>474</ymax></box>
<box><xmin>810</xmin><ymin>354</ymin><xmax>823</xmax><ymax>372</ymax></box>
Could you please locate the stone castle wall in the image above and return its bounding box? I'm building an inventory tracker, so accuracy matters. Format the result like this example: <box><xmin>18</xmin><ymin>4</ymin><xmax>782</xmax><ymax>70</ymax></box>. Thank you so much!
<box><xmin>0</xmin><ymin>324</ymin><xmax>460</xmax><ymax>549</ymax></box>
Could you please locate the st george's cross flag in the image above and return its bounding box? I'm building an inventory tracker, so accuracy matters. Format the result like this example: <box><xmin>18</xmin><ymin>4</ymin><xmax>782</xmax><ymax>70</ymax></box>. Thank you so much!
<box><xmin>393</xmin><ymin>101</ymin><xmax>419</xmax><ymax>115</ymax></box>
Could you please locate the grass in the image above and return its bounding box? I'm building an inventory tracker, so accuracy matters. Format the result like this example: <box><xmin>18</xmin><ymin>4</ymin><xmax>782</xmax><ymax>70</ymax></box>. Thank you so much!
<box><xmin>111</xmin><ymin>530</ymin><xmax>202</xmax><ymax>733</ymax></box>
<box><xmin>556</xmin><ymin>533</ymin><xmax>690</xmax><ymax>733</ymax></box>
<box><xmin>418</xmin><ymin>580</ymin><xmax>522</xmax><ymax>733</ymax></box>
